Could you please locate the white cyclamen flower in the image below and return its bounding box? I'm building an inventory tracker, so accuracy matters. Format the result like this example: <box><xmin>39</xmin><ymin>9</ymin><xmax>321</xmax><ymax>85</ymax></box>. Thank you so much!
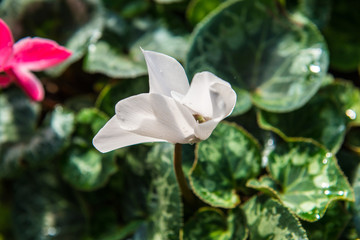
<box><xmin>93</xmin><ymin>50</ymin><xmax>237</xmax><ymax>153</ymax></box>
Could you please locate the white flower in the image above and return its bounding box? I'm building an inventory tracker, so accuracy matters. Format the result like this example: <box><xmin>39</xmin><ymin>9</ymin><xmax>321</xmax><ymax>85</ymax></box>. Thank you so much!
<box><xmin>93</xmin><ymin>50</ymin><xmax>236</xmax><ymax>153</ymax></box>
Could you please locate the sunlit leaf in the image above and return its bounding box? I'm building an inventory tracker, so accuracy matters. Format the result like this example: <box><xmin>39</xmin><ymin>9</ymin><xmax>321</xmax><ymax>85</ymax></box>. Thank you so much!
<box><xmin>242</xmin><ymin>195</ymin><xmax>308</xmax><ymax>240</ymax></box>
<box><xmin>190</xmin><ymin>122</ymin><xmax>261</xmax><ymax>208</ymax></box>
<box><xmin>187</xmin><ymin>0</ymin><xmax>328</xmax><ymax>112</ymax></box>
<box><xmin>186</xmin><ymin>0</ymin><xmax>224</xmax><ymax>25</ymax></box>
<box><xmin>247</xmin><ymin>139</ymin><xmax>354</xmax><ymax>221</ymax></box>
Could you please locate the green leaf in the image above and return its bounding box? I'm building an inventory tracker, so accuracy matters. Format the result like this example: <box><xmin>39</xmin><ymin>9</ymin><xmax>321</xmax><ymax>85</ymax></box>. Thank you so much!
<box><xmin>183</xmin><ymin>207</ymin><xmax>248</xmax><ymax>240</ymax></box>
<box><xmin>61</xmin><ymin>108</ymin><xmax>117</xmax><ymax>191</ymax></box>
<box><xmin>100</xmin><ymin>220</ymin><xmax>144</xmax><ymax>240</ymax></box>
<box><xmin>299</xmin><ymin>0</ymin><xmax>331</xmax><ymax>29</ymax></box>
<box><xmin>230</xmin><ymin>86</ymin><xmax>252</xmax><ymax>117</ymax></box>
<box><xmin>0</xmin><ymin>105</ymin><xmax>73</xmax><ymax>178</ymax></box>
<box><xmin>84</xmin><ymin>19</ymin><xmax>190</xmax><ymax>79</ymax></box>
<box><xmin>95</xmin><ymin>77</ymin><xmax>149</xmax><ymax>117</ymax></box>
<box><xmin>0</xmin><ymin>87</ymin><xmax>39</xmax><ymax>145</ymax></box>
<box><xmin>302</xmin><ymin>202</ymin><xmax>351</xmax><ymax>240</ymax></box>
<box><xmin>186</xmin><ymin>0</ymin><xmax>224</xmax><ymax>26</ymax></box>
<box><xmin>247</xmin><ymin>139</ymin><xmax>354</xmax><ymax>221</ymax></box>
<box><xmin>336</xmin><ymin>149</ymin><xmax>360</xmax><ymax>185</ymax></box>
<box><xmin>13</xmin><ymin>169</ymin><xmax>86</xmax><ymax>240</ymax></box>
<box><xmin>133</xmin><ymin>143</ymin><xmax>182</xmax><ymax>240</ymax></box>
<box><xmin>242</xmin><ymin>195</ymin><xmax>308</xmax><ymax>240</ymax></box>
<box><xmin>24</xmin><ymin>106</ymin><xmax>75</xmax><ymax>164</ymax></box>
<box><xmin>154</xmin><ymin>0</ymin><xmax>184</xmax><ymax>3</ymax></box>
<box><xmin>62</xmin><ymin>148</ymin><xmax>117</xmax><ymax>191</ymax></box>
<box><xmin>318</xmin><ymin>80</ymin><xmax>360</xmax><ymax>127</ymax></box>
<box><xmin>129</xmin><ymin>26</ymin><xmax>190</xmax><ymax>65</ymax></box>
<box><xmin>49</xmin><ymin>6</ymin><xmax>105</xmax><ymax>76</ymax></box>
<box><xmin>190</xmin><ymin>122</ymin><xmax>261</xmax><ymax>208</ymax></box>
<box><xmin>257</xmin><ymin>83</ymin><xmax>348</xmax><ymax>153</ymax></box>
<box><xmin>187</xmin><ymin>0</ymin><xmax>329</xmax><ymax>112</ymax></box>
<box><xmin>345</xmin><ymin>127</ymin><xmax>360</xmax><ymax>154</ymax></box>
<box><xmin>84</xmin><ymin>39</ymin><xmax>147</xmax><ymax>78</ymax></box>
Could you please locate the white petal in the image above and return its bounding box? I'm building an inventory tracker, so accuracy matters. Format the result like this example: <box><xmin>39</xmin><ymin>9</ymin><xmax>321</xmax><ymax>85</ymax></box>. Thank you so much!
<box><xmin>93</xmin><ymin>116</ymin><xmax>165</xmax><ymax>153</ymax></box>
<box><xmin>181</xmin><ymin>71</ymin><xmax>237</xmax><ymax>119</ymax></box>
<box><xmin>142</xmin><ymin>49</ymin><xmax>189</xmax><ymax>97</ymax></box>
<box><xmin>116</xmin><ymin>93</ymin><xmax>197</xmax><ymax>144</ymax></box>
<box><xmin>194</xmin><ymin>119</ymin><xmax>220</xmax><ymax>140</ymax></box>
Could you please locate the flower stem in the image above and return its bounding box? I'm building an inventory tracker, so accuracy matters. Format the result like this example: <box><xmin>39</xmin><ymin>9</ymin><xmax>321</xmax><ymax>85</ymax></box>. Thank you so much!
<box><xmin>174</xmin><ymin>143</ymin><xmax>196</xmax><ymax>205</ymax></box>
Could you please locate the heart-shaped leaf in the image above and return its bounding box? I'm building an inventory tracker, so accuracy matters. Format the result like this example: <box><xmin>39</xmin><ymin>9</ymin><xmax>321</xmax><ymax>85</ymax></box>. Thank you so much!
<box><xmin>190</xmin><ymin>122</ymin><xmax>261</xmax><ymax>208</ymax></box>
<box><xmin>187</xmin><ymin>0</ymin><xmax>328</xmax><ymax>112</ymax></box>
<box><xmin>242</xmin><ymin>195</ymin><xmax>308</xmax><ymax>240</ymax></box>
<box><xmin>247</xmin><ymin>139</ymin><xmax>354</xmax><ymax>221</ymax></box>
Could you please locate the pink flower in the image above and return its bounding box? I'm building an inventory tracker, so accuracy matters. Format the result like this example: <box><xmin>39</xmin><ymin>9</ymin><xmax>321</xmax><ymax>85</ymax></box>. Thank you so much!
<box><xmin>0</xmin><ymin>19</ymin><xmax>71</xmax><ymax>101</ymax></box>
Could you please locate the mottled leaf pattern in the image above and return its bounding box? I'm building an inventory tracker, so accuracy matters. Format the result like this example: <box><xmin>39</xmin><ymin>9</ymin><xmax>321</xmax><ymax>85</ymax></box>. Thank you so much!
<box><xmin>134</xmin><ymin>143</ymin><xmax>182</xmax><ymax>240</ymax></box>
<box><xmin>248</xmin><ymin>139</ymin><xmax>354</xmax><ymax>221</ymax></box>
<box><xmin>190</xmin><ymin>122</ymin><xmax>261</xmax><ymax>208</ymax></box>
<box><xmin>243</xmin><ymin>195</ymin><xmax>308</xmax><ymax>240</ymax></box>
<box><xmin>183</xmin><ymin>207</ymin><xmax>248</xmax><ymax>240</ymax></box>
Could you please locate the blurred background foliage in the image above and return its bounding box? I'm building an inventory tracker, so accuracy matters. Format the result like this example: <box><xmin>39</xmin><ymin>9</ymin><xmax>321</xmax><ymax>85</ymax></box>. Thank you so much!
<box><xmin>0</xmin><ymin>0</ymin><xmax>360</xmax><ymax>239</ymax></box>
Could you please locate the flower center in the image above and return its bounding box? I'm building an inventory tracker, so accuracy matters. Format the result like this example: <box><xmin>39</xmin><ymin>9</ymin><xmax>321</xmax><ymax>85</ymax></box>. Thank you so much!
<box><xmin>193</xmin><ymin>114</ymin><xmax>207</xmax><ymax>123</ymax></box>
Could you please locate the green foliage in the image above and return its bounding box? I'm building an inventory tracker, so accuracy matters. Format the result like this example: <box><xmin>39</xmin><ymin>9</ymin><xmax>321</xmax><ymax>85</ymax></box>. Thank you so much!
<box><xmin>61</xmin><ymin>108</ymin><xmax>117</xmax><ymax>191</ymax></box>
<box><xmin>187</xmin><ymin>0</ymin><xmax>329</xmax><ymax>112</ymax></box>
<box><xmin>183</xmin><ymin>207</ymin><xmax>248</xmax><ymax>240</ymax></box>
<box><xmin>190</xmin><ymin>122</ymin><xmax>261</xmax><ymax>208</ymax></box>
<box><xmin>243</xmin><ymin>195</ymin><xmax>308</xmax><ymax>239</ymax></box>
<box><xmin>1</xmin><ymin>0</ymin><xmax>360</xmax><ymax>239</ymax></box>
<box><xmin>247</xmin><ymin>139</ymin><xmax>354</xmax><ymax>221</ymax></box>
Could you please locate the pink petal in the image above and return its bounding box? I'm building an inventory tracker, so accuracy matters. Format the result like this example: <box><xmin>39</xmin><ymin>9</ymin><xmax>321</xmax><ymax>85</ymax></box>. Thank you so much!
<box><xmin>7</xmin><ymin>67</ymin><xmax>44</xmax><ymax>101</ymax></box>
<box><xmin>12</xmin><ymin>37</ymin><xmax>71</xmax><ymax>71</ymax></box>
<box><xmin>0</xmin><ymin>75</ymin><xmax>12</xmax><ymax>87</ymax></box>
<box><xmin>0</xmin><ymin>19</ymin><xmax>14</xmax><ymax>70</ymax></box>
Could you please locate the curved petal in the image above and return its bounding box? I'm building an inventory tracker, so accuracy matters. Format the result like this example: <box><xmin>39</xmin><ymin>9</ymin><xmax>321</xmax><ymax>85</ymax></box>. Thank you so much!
<box><xmin>93</xmin><ymin>116</ymin><xmax>165</xmax><ymax>153</ymax></box>
<box><xmin>8</xmin><ymin>67</ymin><xmax>44</xmax><ymax>101</ymax></box>
<box><xmin>0</xmin><ymin>19</ymin><xmax>13</xmax><ymax>69</ymax></box>
<box><xmin>0</xmin><ymin>75</ymin><xmax>12</xmax><ymax>87</ymax></box>
<box><xmin>12</xmin><ymin>37</ymin><xmax>71</xmax><ymax>71</ymax></box>
<box><xmin>181</xmin><ymin>71</ymin><xmax>237</xmax><ymax>119</ymax></box>
<box><xmin>115</xmin><ymin>93</ymin><xmax>198</xmax><ymax>144</ymax></box>
<box><xmin>194</xmin><ymin>119</ymin><xmax>221</xmax><ymax>140</ymax></box>
<box><xmin>142</xmin><ymin>49</ymin><xmax>189</xmax><ymax>97</ymax></box>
